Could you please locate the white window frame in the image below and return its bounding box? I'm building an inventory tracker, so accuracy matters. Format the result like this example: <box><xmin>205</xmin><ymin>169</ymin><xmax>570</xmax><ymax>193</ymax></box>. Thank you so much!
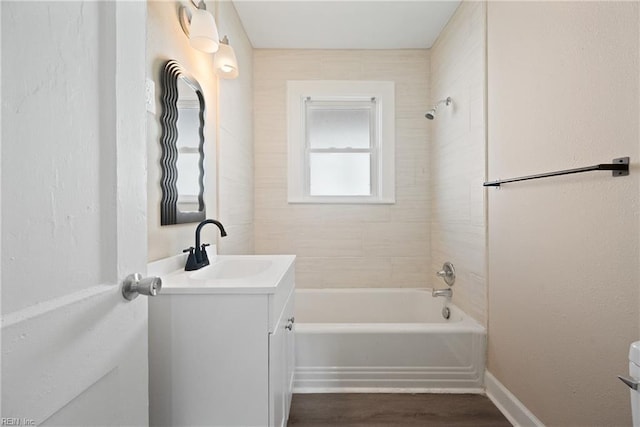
<box><xmin>287</xmin><ymin>80</ymin><xmax>395</xmax><ymax>204</ymax></box>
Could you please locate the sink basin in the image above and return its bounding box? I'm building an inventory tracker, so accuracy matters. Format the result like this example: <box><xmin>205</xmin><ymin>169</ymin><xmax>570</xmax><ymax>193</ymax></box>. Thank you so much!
<box><xmin>160</xmin><ymin>254</ymin><xmax>296</xmax><ymax>294</ymax></box>
<box><xmin>190</xmin><ymin>259</ymin><xmax>273</xmax><ymax>280</ymax></box>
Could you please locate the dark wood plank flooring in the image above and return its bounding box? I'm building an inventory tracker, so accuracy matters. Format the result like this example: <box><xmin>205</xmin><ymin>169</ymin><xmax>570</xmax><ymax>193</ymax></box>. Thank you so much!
<box><xmin>288</xmin><ymin>393</ymin><xmax>512</xmax><ymax>427</ymax></box>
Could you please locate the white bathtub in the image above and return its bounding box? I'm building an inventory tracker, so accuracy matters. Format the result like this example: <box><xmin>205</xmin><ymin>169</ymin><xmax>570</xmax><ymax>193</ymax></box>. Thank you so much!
<box><xmin>294</xmin><ymin>288</ymin><xmax>486</xmax><ymax>393</ymax></box>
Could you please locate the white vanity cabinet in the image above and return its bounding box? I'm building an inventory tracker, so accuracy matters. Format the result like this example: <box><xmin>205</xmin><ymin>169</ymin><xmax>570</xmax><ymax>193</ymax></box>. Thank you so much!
<box><xmin>149</xmin><ymin>255</ymin><xmax>295</xmax><ymax>427</ymax></box>
<box><xmin>269</xmin><ymin>287</ymin><xmax>295</xmax><ymax>426</ymax></box>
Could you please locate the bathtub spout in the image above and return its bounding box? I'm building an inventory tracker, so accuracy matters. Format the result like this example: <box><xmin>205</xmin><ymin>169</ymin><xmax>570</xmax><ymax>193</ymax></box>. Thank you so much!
<box><xmin>432</xmin><ymin>288</ymin><xmax>452</xmax><ymax>298</ymax></box>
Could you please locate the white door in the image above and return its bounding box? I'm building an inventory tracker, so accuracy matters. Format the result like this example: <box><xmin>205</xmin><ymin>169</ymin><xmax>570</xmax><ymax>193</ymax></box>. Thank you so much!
<box><xmin>2</xmin><ymin>2</ymin><xmax>149</xmax><ymax>425</ymax></box>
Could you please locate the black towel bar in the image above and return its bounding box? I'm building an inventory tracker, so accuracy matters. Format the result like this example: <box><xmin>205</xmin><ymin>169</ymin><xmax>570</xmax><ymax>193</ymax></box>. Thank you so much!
<box><xmin>483</xmin><ymin>157</ymin><xmax>629</xmax><ymax>187</ymax></box>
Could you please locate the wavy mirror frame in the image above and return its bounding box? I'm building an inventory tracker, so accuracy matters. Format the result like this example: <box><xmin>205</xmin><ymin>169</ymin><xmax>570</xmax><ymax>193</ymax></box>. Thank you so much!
<box><xmin>160</xmin><ymin>60</ymin><xmax>206</xmax><ymax>225</ymax></box>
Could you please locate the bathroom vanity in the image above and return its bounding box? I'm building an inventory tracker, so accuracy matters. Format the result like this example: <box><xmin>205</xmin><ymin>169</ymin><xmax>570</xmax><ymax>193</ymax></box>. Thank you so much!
<box><xmin>148</xmin><ymin>255</ymin><xmax>296</xmax><ymax>427</ymax></box>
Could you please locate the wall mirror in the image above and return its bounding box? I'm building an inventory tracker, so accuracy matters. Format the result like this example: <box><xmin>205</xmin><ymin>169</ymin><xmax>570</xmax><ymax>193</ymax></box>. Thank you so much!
<box><xmin>160</xmin><ymin>60</ymin><xmax>206</xmax><ymax>225</ymax></box>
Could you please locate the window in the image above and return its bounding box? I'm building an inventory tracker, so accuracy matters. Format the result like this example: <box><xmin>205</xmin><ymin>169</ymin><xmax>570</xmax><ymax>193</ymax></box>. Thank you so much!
<box><xmin>287</xmin><ymin>81</ymin><xmax>395</xmax><ymax>204</ymax></box>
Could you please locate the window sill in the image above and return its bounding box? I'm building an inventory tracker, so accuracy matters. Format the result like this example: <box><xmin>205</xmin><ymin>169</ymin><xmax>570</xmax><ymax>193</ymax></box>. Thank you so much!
<box><xmin>288</xmin><ymin>197</ymin><xmax>395</xmax><ymax>205</ymax></box>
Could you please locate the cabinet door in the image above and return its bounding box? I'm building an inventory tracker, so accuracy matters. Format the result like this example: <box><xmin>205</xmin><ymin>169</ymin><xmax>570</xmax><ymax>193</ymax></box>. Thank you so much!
<box><xmin>269</xmin><ymin>315</ymin><xmax>286</xmax><ymax>427</ymax></box>
<box><xmin>283</xmin><ymin>290</ymin><xmax>296</xmax><ymax>420</ymax></box>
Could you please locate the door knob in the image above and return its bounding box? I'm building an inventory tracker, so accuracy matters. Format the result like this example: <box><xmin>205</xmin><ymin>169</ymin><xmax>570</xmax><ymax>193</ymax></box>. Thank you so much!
<box><xmin>122</xmin><ymin>273</ymin><xmax>162</xmax><ymax>301</ymax></box>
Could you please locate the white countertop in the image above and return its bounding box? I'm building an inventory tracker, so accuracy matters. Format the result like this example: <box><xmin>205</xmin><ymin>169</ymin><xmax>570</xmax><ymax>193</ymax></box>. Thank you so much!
<box><xmin>159</xmin><ymin>254</ymin><xmax>296</xmax><ymax>295</ymax></box>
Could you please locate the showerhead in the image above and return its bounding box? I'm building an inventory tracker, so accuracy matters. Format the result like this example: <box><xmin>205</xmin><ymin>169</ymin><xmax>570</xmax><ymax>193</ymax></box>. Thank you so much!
<box><xmin>425</xmin><ymin>96</ymin><xmax>452</xmax><ymax>120</ymax></box>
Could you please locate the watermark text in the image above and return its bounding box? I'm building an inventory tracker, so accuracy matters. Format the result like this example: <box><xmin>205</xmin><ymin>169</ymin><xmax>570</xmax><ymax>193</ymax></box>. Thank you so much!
<box><xmin>1</xmin><ymin>418</ymin><xmax>35</xmax><ymax>426</ymax></box>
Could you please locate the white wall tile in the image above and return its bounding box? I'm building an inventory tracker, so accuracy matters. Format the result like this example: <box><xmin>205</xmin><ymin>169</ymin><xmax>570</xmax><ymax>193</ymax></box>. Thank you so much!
<box><xmin>254</xmin><ymin>49</ymin><xmax>431</xmax><ymax>289</ymax></box>
<box><xmin>429</xmin><ymin>1</ymin><xmax>487</xmax><ymax>325</ymax></box>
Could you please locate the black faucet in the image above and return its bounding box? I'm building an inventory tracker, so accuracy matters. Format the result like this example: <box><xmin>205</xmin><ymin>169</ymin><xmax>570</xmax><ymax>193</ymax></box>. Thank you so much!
<box><xmin>184</xmin><ymin>219</ymin><xmax>227</xmax><ymax>271</ymax></box>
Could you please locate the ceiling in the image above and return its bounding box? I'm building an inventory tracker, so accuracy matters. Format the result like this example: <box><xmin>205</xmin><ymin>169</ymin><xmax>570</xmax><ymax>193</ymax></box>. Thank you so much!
<box><xmin>231</xmin><ymin>1</ymin><xmax>461</xmax><ymax>49</ymax></box>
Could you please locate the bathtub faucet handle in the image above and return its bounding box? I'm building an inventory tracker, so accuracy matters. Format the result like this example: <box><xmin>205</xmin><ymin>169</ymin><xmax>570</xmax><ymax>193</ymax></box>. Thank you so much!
<box><xmin>436</xmin><ymin>262</ymin><xmax>455</xmax><ymax>286</ymax></box>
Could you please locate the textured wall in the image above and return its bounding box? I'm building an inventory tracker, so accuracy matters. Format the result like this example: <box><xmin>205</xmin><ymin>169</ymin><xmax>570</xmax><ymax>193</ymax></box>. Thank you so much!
<box><xmin>254</xmin><ymin>50</ymin><xmax>431</xmax><ymax>289</ymax></box>
<box><xmin>216</xmin><ymin>1</ymin><xmax>254</xmax><ymax>255</ymax></box>
<box><xmin>429</xmin><ymin>2</ymin><xmax>487</xmax><ymax>325</ymax></box>
<box><xmin>147</xmin><ymin>1</ymin><xmax>253</xmax><ymax>261</ymax></box>
<box><xmin>487</xmin><ymin>2</ymin><xmax>639</xmax><ymax>425</ymax></box>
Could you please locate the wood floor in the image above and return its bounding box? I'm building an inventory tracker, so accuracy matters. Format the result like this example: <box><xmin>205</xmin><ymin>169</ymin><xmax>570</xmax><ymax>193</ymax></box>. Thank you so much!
<box><xmin>288</xmin><ymin>393</ymin><xmax>512</xmax><ymax>427</ymax></box>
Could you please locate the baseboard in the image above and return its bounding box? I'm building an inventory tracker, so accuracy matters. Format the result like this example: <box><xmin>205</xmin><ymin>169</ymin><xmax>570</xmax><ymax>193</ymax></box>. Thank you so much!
<box><xmin>294</xmin><ymin>387</ymin><xmax>485</xmax><ymax>394</ymax></box>
<box><xmin>485</xmin><ymin>371</ymin><xmax>545</xmax><ymax>427</ymax></box>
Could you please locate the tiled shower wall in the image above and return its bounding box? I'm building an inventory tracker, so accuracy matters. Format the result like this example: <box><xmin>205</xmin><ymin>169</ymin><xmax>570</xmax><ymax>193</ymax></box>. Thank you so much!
<box><xmin>429</xmin><ymin>2</ymin><xmax>487</xmax><ymax>324</ymax></box>
<box><xmin>253</xmin><ymin>50</ymin><xmax>431</xmax><ymax>289</ymax></box>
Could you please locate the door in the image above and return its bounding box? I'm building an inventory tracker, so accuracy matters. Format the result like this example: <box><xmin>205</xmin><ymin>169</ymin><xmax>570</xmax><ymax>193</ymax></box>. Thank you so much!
<box><xmin>2</xmin><ymin>2</ymin><xmax>149</xmax><ymax>425</ymax></box>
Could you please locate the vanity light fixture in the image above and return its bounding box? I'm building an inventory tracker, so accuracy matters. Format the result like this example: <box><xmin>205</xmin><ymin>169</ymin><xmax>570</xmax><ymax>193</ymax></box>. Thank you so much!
<box><xmin>179</xmin><ymin>0</ymin><xmax>220</xmax><ymax>53</ymax></box>
<box><xmin>214</xmin><ymin>36</ymin><xmax>239</xmax><ymax>79</ymax></box>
